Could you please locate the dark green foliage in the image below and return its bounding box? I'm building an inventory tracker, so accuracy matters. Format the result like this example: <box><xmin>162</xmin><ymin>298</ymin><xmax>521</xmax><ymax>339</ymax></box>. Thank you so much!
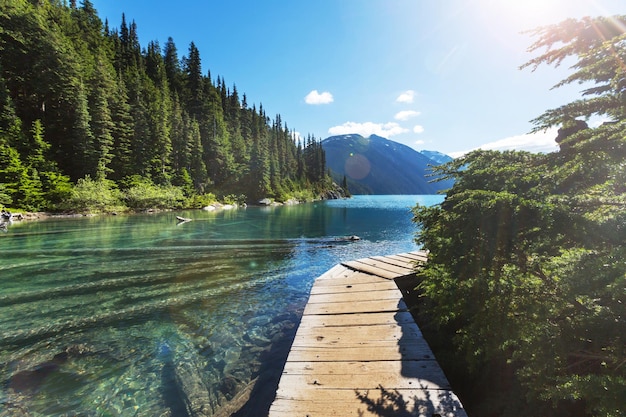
<box><xmin>0</xmin><ymin>145</ymin><xmax>26</xmax><ymax>205</ymax></box>
<box><xmin>108</xmin><ymin>74</ymin><xmax>134</xmax><ymax>180</ymax></box>
<box><xmin>0</xmin><ymin>0</ymin><xmax>331</xmax><ymax>210</ymax></box>
<box><xmin>122</xmin><ymin>176</ymin><xmax>185</xmax><ymax>210</ymax></box>
<box><xmin>413</xmin><ymin>15</ymin><xmax>626</xmax><ymax>417</ymax></box>
<box><xmin>0</xmin><ymin>182</ymin><xmax>11</xmax><ymax>207</ymax></box>
<box><xmin>67</xmin><ymin>175</ymin><xmax>123</xmax><ymax>213</ymax></box>
<box><xmin>341</xmin><ymin>174</ymin><xmax>351</xmax><ymax>197</ymax></box>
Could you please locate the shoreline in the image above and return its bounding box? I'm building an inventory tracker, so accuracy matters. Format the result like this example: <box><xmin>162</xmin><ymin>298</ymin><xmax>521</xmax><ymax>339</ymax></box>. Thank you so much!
<box><xmin>3</xmin><ymin>194</ymin><xmax>350</xmax><ymax>224</ymax></box>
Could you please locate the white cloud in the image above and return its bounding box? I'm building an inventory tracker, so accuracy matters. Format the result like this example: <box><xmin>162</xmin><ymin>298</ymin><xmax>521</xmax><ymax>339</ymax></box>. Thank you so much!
<box><xmin>414</xmin><ymin>139</ymin><xmax>426</xmax><ymax>146</ymax></box>
<box><xmin>328</xmin><ymin>121</ymin><xmax>409</xmax><ymax>138</ymax></box>
<box><xmin>413</xmin><ymin>125</ymin><xmax>425</xmax><ymax>134</ymax></box>
<box><xmin>449</xmin><ymin>128</ymin><xmax>559</xmax><ymax>158</ymax></box>
<box><xmin>396</xmin><ymin>90</ymin><xmax>415</xmax><ymax>104</ymax></box>
<box><xmin>291</xmin><ymin>131</ymin><xmax>303</xmax><ymax>142</ymax></box>
<box><xmin>394</xmin><ymin>110</ymin><xmax>421</xmax><ymax>121</ymax></box>
<box><xmin>305</xmin><ymin>90</ymin><xmax>334</xmax><ymax>105</ymax></box>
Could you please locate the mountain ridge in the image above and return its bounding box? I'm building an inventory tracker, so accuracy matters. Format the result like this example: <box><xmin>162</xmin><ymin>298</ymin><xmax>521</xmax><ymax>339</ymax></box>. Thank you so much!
<box><xmin>322</xmin><ymin>134</ymin><xmax>453</xmax><ymax>195</ymax></box>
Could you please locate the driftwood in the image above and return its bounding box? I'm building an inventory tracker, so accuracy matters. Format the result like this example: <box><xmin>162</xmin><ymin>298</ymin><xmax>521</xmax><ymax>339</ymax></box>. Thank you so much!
<box><xmin>335</xmin><ymin>235</ymin><xmax>360</xmax><ymax>241</ymax></box>
<box><xmin>176</xmin><ymin>216</ymin><xmax>192</xmax><ymax>223</ymax></box>
<box><xmin>173</xmin><ymin>356</ymin><xmax>214</xmax><ymax>417</ymax></box>
<box><xmin>212</xmin><ymin>376</ymin><xmax>258</xmax><ymax>417</ymax></box>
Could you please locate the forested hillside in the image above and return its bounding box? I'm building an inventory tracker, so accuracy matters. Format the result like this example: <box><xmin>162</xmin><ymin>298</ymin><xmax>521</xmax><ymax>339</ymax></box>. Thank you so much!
<box><xmin>0</xmin><ymin>0</ymin><xmax>330</xmax><ymax>212</ymax></box>
<box><xmin>413</xmin><ymin>15</ymin><xmax>626</xmax><ymax>417</ymax></box>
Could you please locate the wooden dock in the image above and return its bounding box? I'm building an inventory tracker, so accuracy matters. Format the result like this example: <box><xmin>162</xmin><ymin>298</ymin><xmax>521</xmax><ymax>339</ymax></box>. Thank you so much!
<box><xmin>268</xmin><ymin>251</ymin><xmax>467</xmax><ymax>417</ymax></box>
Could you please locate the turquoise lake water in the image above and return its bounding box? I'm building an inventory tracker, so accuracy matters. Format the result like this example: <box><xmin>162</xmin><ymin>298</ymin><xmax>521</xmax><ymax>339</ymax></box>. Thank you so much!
<box><xmin>0</xmin><ymin>195</ymin><xmax>443</xmax><ymax>416</ymax></box>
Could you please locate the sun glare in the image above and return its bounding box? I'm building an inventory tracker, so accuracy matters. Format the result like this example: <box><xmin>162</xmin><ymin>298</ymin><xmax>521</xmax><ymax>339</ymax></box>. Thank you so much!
<box><xmin>482</xmin><ymin>0</ymin><xmax>577</xmax><ymax>29</ymax></box>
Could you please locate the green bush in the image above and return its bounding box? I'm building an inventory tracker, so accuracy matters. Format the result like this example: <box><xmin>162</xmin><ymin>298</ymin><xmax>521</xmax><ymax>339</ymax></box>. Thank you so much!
<box><xmin>124</xmin><ymin>179</ymin><xmax>185</xmax><ymax>210</ymax></box>
<box><xmin>186</xmin><ymin>192</ymin><xmax>217</xmax><ymax>208</ymax></box>
<box><xmin>0</xmin><ymin>183</ymin><xmax>12</xmax><ymax>208</ymax></box>
<box><xmin>41</xmin><ymin>171</ymin><xmax>73</xmax><ymax>210</ymax></box>
<box><xmin>222</xmin><ymin>194</ymin><xmax>246</xmax><ymax>205</ymax></box>
<box><xmin>285</xmin><ymin>188</ymin><xmax>315</xmax><ymax>202</ymax></box>
<box><xmin>67</xmin><ymin>176</ymin><xmax>125</xmax><ymax>213</ymax></box>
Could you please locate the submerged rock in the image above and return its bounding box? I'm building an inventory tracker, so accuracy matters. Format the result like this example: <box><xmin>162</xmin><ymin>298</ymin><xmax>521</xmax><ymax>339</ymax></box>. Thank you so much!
<box><xmin>219</xmin><ymin>375</ymin><xmax>241</xmax><ymax>398</ymax></box>
<box><xmin>173</xmin><ymin>358</ymin><xmax>213</xmax><ymax>417</ymax></box>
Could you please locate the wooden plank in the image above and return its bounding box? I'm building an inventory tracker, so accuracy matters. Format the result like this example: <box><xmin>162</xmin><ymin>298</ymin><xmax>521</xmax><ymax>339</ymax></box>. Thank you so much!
<box><xmin>270</xmin><ymin>388</ymin><xmax>467</xmax><ymax>417</ymax></box>
<box><xmin>306</xmin><ymin>288</ymin><xmax>403</xmax><ymax>304</ymax></box>
<box><xmin>278</xmin><ymin>360</ymin><xmax>449</xmax><ymax>389</ymax></box>
<box><xmin>309</xmin><ymin>279</ymin><xmax>397</xmax><ymax>295</ymax></box>
<box><xmin>350</xmin><ymin>257</ymin><xmax>416</xmax><ymax>276</ymax></box>
<box><xmin>396</xmin><ymin>251</ymin><xmax>429</xmax><ymax>263</ymax></box>
<box><xmin>292</xmin><ymin>321</ymin><xmax>424</xmax><ymax>343</ymax></box>
<box><xmin>315</xmin><ymin>263</ymin><xmax>353</xmax><ymax>281</ymax></box>
<box><xmin>370</xmin><ymin>255</ymin><xmax>417</xmax><ymax>270</ymax></box>
<box><xmin>312</xmin><ymin>270</ymin><xmax>388</xmax><ymax>287</ymax></box>
<box><xmin>391</xmin><ymin>255</ymin><xmax>427</xmax><ymax>270</ymax></box>
<box><xmin>290</xmin><ymin>337</ymin><xmax>430</xmax><ymax>352</ymax></box>
<box><xmin>303</xmin><ymin>298</ymin><xmax>406</xmax><ymax>315</ymax></box>
<box><xmin>273</xmin><ymin>386</ymin><xmax>462</xmax><ymax>402</ymax></box>
<box><xmin>298</xmin><ymin>311</ymin><xmax>416</xmax><ymax>329</ymax></box>
<box><xmin>340</xmin><ymin>260</ymin><xmax>403</xmax><ymax>279</ymax></box>
<box><xmin>378</xmin><ymin>253</ymin><xmax>420</xmax><ymax>264</ymax></box>
<box><xmin>286</xmin><ymin>343</ymin><xmax>434</xmax><ymax>362</ymax></box>
<box><xmin>291</xmin><ymin>333</ymin><xmax>428</xmax><ymax>354</ymax></box>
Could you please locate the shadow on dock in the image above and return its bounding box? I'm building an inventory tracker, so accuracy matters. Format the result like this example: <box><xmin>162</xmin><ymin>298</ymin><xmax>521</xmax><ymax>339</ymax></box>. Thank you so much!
<box><xmin>352</xmin><ymin>297</ymin><xmax>465</xmax><ymax>416</ymax></box>
<box><xmin>355</xmin><ymin>384</ymin><xmax>463</xmax><ymax>417</ymax></box>
<box><xmin>268</xmin><ymin>252</ymin><xmax>467</xmax><ymax>417</ymax></box>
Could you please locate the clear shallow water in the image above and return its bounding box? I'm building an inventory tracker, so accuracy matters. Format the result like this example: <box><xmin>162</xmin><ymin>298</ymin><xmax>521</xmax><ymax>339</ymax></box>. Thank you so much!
<box><xmin>0</xmin><ymin>195</ymin><xmax>443</xmax><ymax>416</ymax></box>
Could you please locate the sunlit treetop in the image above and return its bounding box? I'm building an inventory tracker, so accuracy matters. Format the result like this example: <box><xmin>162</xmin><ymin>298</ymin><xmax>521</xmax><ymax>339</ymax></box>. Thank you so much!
<box><xmin>521</xmin><ymin>15</ymin><xmax>626</xmax><ymax>129</ymax></box>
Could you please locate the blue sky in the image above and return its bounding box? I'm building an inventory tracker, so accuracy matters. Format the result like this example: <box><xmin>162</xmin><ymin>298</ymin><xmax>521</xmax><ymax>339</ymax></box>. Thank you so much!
<box><xmin>92</xmin><ymin>0</ymin><xmax>624</xmax><ymax>157</ymax></box>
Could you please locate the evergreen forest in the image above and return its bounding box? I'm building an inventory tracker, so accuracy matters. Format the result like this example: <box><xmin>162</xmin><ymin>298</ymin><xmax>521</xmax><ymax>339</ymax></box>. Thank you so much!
<box><xmin>413</xmin><ymin>15</ymin><xmax>626</xmax><ymax>417</ymax></box>
<box><xmin>0</xmin><ymin>0</ymin><xmax>331</xmax><ymax>213</ymax></box>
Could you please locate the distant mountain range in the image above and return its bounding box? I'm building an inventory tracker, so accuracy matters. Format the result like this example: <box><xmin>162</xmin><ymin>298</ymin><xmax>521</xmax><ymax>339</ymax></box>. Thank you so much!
<box><xmin>322</xmin><ymin>134</ymin><xmax>454</xmax><ymax>195</ymax></box>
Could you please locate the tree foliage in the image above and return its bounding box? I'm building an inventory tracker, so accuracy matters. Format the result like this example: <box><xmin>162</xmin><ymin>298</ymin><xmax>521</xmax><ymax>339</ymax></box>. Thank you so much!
<box><xmin>413</xmin><ymin>15</ymin><xmax>626</xmax><ymax>417</ymax></box>
<box><xmin>67</xmin><ymin>175</ymin><xmax>123</xmax><ymax>213</ymax></box>
<box><xmin>0</xmin><ymin>0</ymin><xmax>331</xmax><ymax>211</ymax></box>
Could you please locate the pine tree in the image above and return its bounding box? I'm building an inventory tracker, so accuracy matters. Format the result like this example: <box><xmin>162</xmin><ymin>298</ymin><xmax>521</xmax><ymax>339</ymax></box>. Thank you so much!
<box><xmin>88</xmin><ymin>57</ymin><xmax>116</xmax><ymax>179</ymax></box>
<box><xmin>0</xmin><ymin>144</ymin><xmax>24</xmax><ymax>205</ymax></box>
<box><xmin>170</xmin><ymin>95</ymin><xmax>191</xmax><ymax>185</ymax></box>
<box><xmin>201</xmin><ymin>79</ymin><xmax>233</xmax><ymax>186</ymax></box>
<box><xmin>108</xmin><ymin>74</ymin><xmax>134</xmax><ymax>180</ymax></box>
<box><xmin>144</xmin><ymin>41</ymin><xmax>173</xmax><ymax>183</ymax></box>
<box><xmin>71</xmin><ymin>82</ymin><xmax>96</xmax><ymax>180</ymax></box>
<box><xmin>187</xmin><ymin>116</ymin><xmax>208</xmax><ymax>192</ymax></box>
<box><xmin>163</xmin><ymin>37</ymin><xmax>183</xmax><ymax>95</ymax></box>
<box><xmin>0</xmin><ymin>67</ymin><xmax>22</xmax><ymax>149</ymax></box>
<box><xmin>183</xmin><ymin>42</ymin><xmax>203</xmax><ymax>120</ymax></box>
<box><xmin>246</xmin><ymin>107</ymin><xmax>271</xmax><ymax>199</ymax></box>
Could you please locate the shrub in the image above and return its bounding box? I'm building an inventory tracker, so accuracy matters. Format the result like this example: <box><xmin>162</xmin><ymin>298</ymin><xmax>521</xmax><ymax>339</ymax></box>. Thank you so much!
<box><xmin>123</xmin><ymin>178</ymin><xmax>186</xmax><ymax>210</ymax></box>
<box><xmin>67</xmin><ymin>176</ymin><xmax>125</xmax><ymax>213</ymax></box>
<box><xmin>185</xmin><ymin>192</ymin><xmax>217</xmax><ymax>208</ymax></box>
<box><xmin>222</xmin><ymin>194</ymin><xmax>246</xmax><ymax>205</ymax></box>
<box><xmin>0</xmin><ymin>183</ymin><xmax>12</xmax><ymax>208</ymax></box>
